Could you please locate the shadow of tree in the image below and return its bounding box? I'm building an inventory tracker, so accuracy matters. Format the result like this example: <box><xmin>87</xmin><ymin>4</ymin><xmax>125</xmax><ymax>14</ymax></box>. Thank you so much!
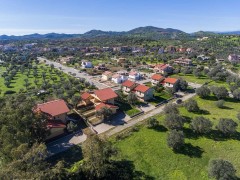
<box><xmin>182</xmin><ymin>127</ymin><xmax>199</xmax><ymax>140</ymax></box>
<box><xmin>152</xmin><ymin>124</ymin><xmax>168</xmax><ymax>132</ymax></box>
<box><xmin>47</xmin><ymin>145</ymin><xmax>83</xmax><ymax>168</ymax></box>
<box><xmin>220</xmin><ymin>106</ymin><xmax>233</xmax><ymax>110</ymax></box>
<box><xmin>108</xmin><ymin>159</ymin><xmax>154</xmax><ymax>180</ymax></box>
<box><xmin>182</xmin><ymin>116</ymin><xmax>192</xmax><ymax>123</ymax></box>
<box><xmin>174</xmin><ymin>143</ymin><xmax>204</xmax><ymax>158</ymax></box>
<box><xmin>192</xmin><ymin>109</ymin><xmax>210</xmax><ymax>115</ymax></box>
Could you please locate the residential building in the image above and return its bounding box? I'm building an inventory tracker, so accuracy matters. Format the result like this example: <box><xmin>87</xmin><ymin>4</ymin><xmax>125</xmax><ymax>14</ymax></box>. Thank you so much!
<box><xmin>129</xmin><ymin>71</ymin><xmax>141</xmax><ymax>80</ymax></box>
<box><xmin>92</xmin><ymin>88</ymin><xmax>118</xmax><ymax>105</ymax></box>
<box><xmin>102</xmin><ymin>71</ymin><xmax>113</xmax><ymax>81</ymax></box>
<box><xmin>174</xmin><ymin>57</ymin><xmax>193</xmax><ymax>67</ymax></box>
<box><xmin>46</xmin><ymin>121</ymin><xmax>66</xmax><ymax>140</ymax></box>
<box><xmin>153</xmin><ymin>64</ymin><xmax>173</xmax><ymax>74</ymax></box>
<box><xmin>134</xmin><ymin>84</ymin><xmax>154</xmax><ymax>101</ymax></box>
<box><xmin>112</xmin><ymin>73</ymin><xmax>128</xmax><ymax>84</ymax></box>
<box><xmin>163</xmin><ymin>78</ymin><xmax>179</xmax><ymax>88</ymax></box>
<box><xmin>228</xmin><ymin>54</ymin><xmax>240</xmax><ymax>63</ymax></box>
<box><xmin>95</xmin><ymin>102</ymin><xmax>118</xmax><ymax>114</ymax></box>
<box><xmin>81</xmin><ymin>60</ymin><xmax>93</xmax><ymax>68</ymax></box>
<box><xmin>151</xmin><ymin>74</ymin><xmax>165</xmax><ymax>86</ymax></box>
<box><xmin>35</xmin><ymin>99</ymin><xmax>70</xmax><ymax>123</ymax></box>
<box><xmin>122</xmin><ymin>80</ymin><xmax>138</xmax><ymax>94</ymax></box>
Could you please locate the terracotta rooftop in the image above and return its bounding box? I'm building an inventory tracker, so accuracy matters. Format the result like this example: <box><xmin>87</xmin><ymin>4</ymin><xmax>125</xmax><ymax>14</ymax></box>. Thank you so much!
<box><xmin>134</xmin><ymin>84</ymin><xmax>150</xmax><ymax>93</ymax></box>
<box><xmin>122</xmin><ymin>80</ymin><xmax>136</xmax><ymax>87</ymax></box>
<box><xmin>164</xmin><ymin>77</ymin><xmax>178</xmax><ymax>84</ymax></box>
<box><xmin>151</xmin><ymin>74</ymin><xmax>164</xmax><ymax>81</ymax></box>
<box><xmin>35</xmin><ymin>99</ymin><xmax>70</xmax><ymax>117</ymax></box>
<box><xmin>81</xmin><ymin>92</ymin><xmax>91</xmax><ymax>100</ymax></box>
<box><xmin>94</xmin><ymin>88</ymin><xmax>118</xmax><ymax>101</ymax></box>
<box><xmin>95</xmin><ymin>103</ymin><xmax>118</xmax><ymax>111</ymax></box>
<box><xmin>103</xmin><ymin>71</ymin><xmax>112</xmax><ymax>76</ymax></box>
<box><xmin>112</xmin><ymin>74</ymin><xmax>120</xmax><ymax>78</ymax></box>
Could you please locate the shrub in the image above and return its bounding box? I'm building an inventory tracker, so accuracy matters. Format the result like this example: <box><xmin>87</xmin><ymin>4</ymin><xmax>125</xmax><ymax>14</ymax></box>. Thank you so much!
<box><xmin>164</xmin><ymin>113</ymin><xmax>184</xmax><ymax>130</ymax></box>
<box><xmin>211</xmin><ymin>86</ymin><xmax>228</xmax><ymax>100</ymax></box>
<box><xmin>237</xmin><ymin>112</ymin><xmax>240</xmax><ymax>121</ymax></box>
<box><xmin>163</xmin><ymin>103</ymin><xmax>179</xmax><ymax>114</ymax></box>
<box><xmin>216</xmin><ymin>118</ymin><xmax>238</xmax><ymax>136</ymax></box>
<box><xmin>196</xmin><ymin>86</ymin><xmax>211</xmax><ymax>98</ymax></box>
<box><xmin>184</xmin><ymin>99</ymin><xmax>199</xmax><ymax>112</ymax></box>
<box><xmin>215</xmin><ymin>100</ymin><xmax>225</xmax><ymax>108</ymax></box>
<box><xmin>147</xmin><ymin>117</ymin><xmax>159</xmax><ymax>128</ymax></box>
<box><xmin>233</xmin><ymin>89</ymin><xmax>240</xmax><ymax>100</ymax></box>
<box><xmin>167</xmin><ymin>130</ymin><xmax>184</xmax><ymax>150</ymax></box>
<box><xmin>190</xmin><ymin>116</ymin><xmax>212</xmax><ymax>134</ymax></box>
<box><xmin>208</xmin><ymin>159</ymin><xmax>236</xmax><ymax>180</ymax></box>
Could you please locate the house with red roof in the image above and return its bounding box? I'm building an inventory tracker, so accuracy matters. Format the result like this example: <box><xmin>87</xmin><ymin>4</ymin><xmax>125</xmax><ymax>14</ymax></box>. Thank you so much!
<box><xmin>102</xmin><ymin>71</ymin><xmax>113</xmax><ymax>81</ymax></box>
<box><xmin>134</xmin><ymin>84</ymin><xmax>153</xmax><ymax>101</ymax></box>
<box><xmin>95</xmin><ymin>102</ymin><xmax>119</xmax><ymax>114</ymax></box>
<box><xmin>163</xmin><ymin>77</ymin><xmax>179</xmax><ymax>88</ymax></box>
<box><xmin>34</xmin><ymin>99</ymin><xmax>70</xmax><ymax>140</ymax></box>
<box><xmin>122</xmin><ymin>80</ymin><xmax>138</xmax><ymax>94</ymax></box>
<box><xmin>35</xmin><ymin>99</ymin><xmax>70</xmax><ymax>123</ymax></box>
<box><xmin>151</xmin><ymin>74</ymin><xmax>165</xmax><ymax>86</ymax></box>
<box><xmin>153</xmin><ymin>64</ymin><xmax>173</xmax><ymax>74</ymax></box>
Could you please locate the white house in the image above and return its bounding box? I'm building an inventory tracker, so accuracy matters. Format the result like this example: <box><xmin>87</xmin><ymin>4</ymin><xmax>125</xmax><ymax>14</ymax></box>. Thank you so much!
<box><xmin>81</xmin><ymin>60</ymin><xmax>93</xmax><ymax>68</ymax></box>
<box><xmin>112</xmin><ymin>74</ymin><xmax>128</xmax><ymax>84</ymax></box>
<box><xmin>129</xmin><ymin>71</ymin><xmax>141</xmax><ymax>80</ymax></box>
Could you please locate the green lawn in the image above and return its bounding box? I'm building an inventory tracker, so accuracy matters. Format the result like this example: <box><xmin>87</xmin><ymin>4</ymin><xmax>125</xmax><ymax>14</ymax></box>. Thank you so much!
<box><xmin>125</xmin><ymin>108</ymin><xmax>141</xmax><ymax>117</ymax></box>
<box><xmin>114</xmin><ymin>96</ymin><xmax>240</xmax><ymax>179</ymax></box>
<box><xmin>172</xmin><ymin>73</ymin><xmax>230</xmax><ymax>88</ymax></box>
<box><xmin>149</xmin><ymin>90</ymin><xmax>172</xmax><ymax>106</ymax></box>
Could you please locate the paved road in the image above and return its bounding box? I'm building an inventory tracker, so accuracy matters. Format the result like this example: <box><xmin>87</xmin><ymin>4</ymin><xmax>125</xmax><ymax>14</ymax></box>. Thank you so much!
<box><xmin>38</xmin><ymin>57</ymin><xmax>109</xmax><ymax>89</ymax></box>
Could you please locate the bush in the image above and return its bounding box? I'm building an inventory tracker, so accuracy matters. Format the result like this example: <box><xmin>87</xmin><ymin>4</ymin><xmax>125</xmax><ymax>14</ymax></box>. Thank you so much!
<box><xmin>147</xmin><ymin>118</ymin><xmax>159</xmax><ymax>128</ymax></box>
<box><xmin>167</xmin><ymin>130</ymin><xmax>184</xmax><ymax>150</ymax></box>
<box><xmin>215</xmin><ymin>100</ymin><xmax>225</xmax><ymax>108</ymax></box>
<box><xmin>216</xmin><ymin>118</ymin><xmax>238</xmax><ymax>136</ymax></box>
<box><xmin>164</xmin><ymin>113</ymin><xmax>184</xmax><ymax>130</ymax></box>
<box><xmin>196</xmin><ymin>86</ymin><xmax>211</xmax><ymax>98</ymax></box>
<box><xmin>237</xmin><ymin>112</ymin><xmax>240</xmax><ymax>121</ymax></box>
<box><xmin>184</xmin><ymin>99</ymin><xmax>199</xmax><ymax>112</ymax></box>
<box><xmin>233</xmin><ymin>89</ymin><xmax>240</xmax><ymax>100</ymax></box>
<box><xmin>208</xmin><ymin>159</ymin><xmax>236</xmax><ymax>180</ymax></box>
<box><xmin>190</xmin><ymin>116</ymin><xmax>212</xmax><ymax>134</ymax></box>
<box><xmin>163</xmin><ymin>103</ymin><xmax>179</xmax><ymax>114</ymax></box>
<box><xmin>211</xmin><ymin>86</ymin><xmax>228</xmax><ymax>100</ymax></box>
<box><xmin>67</xmin><ymin>121</ymin><xmax>78</xmax><ymax>133</ymax></box>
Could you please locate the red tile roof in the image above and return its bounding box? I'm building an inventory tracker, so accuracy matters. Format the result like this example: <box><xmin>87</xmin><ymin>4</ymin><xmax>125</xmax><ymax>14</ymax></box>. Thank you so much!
<box><xmin>129</xmin><ymin>71</ymin><xmax>138</xmax><ymax>76</ymax></box>
<box><xmin>95</xmin><ymin>103</ymin><xmax>118</xmax><ymax>111</ymax></box>
<box><xmin>81</xmin><ymin>92</ymin><xmax>91</xmax><ymax>100</ymax></box>
<box><xmin>35</xmin><ymin>99</ymin><xmax>70</xmax><ymax>117</ymax></box>
<box><xmin>94</xmin><ymin>88</ymin><xmax>118</xmax><ymax>101</ymax></box>
<box><xmin>154</xmin><ymin>64</ymin><xmax>169</xmax><ymax>70</ymax></box>
<box><xmin>103</xmin><ymin>71</ymin><xmax>112</xmax><ymax>76</ymax></box>
<box><xmin>122</xmin><ymin>80</ymin><xmax>136</xmax><ymax>87</ymax></box>
<box><xmin>164</xmin><ymin>77</ymin><xmax>178</xmax><ymax>84</ymax></box>
<box><xmin>134</xmin><ymin>84</ymin><xmax>150</xmax><ymax>93</ymax></box>
<box><xmin>47</xmin><ymin>120</ymin><xmax>66</xmax><ymax>129</ymax></box>
<box><xmin>151</xmin><ymin>74</ymin><xmax>164</xmax><ymax>81</ymax></box>
<box><xmin>112</xmin><ymin>74</ymin><xmax>120</xmax><ymax>78</ymax></box>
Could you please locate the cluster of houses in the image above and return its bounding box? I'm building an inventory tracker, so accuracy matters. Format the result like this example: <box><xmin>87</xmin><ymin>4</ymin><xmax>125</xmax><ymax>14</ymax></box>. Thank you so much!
<box><xmin>102</xmin><ymin>70</ymin><xmax>141</xmax><ymax>84</ymax></box>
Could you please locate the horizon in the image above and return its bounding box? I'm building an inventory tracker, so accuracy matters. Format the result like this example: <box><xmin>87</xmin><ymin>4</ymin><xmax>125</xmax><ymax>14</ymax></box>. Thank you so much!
<box><xmin>0</xmin><ymin>0</ymin><xmax>240</xmax><ymax>35</ymax></box>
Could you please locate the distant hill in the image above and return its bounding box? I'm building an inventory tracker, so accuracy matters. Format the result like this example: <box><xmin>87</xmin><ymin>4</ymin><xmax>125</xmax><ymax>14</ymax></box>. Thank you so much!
<box><xmin>2</xmin><ymin>26</ymin><xmax>239</xmax><ymax>40</ymax></box>
<box><xmin>0</xmin><ymin>33</ymin><xmax>80</xmax><ymax>40</ymax></box>
<box><xmin>217</xmin><ymin>31</ymin><xmax>240</xmax><ymax>35</ymax></box>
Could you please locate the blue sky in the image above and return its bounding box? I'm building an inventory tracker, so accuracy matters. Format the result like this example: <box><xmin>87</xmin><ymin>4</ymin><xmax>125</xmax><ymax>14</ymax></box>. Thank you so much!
<box><xmin>0</xmin><ymin>0</ymin><xmax>239</xmax><ymax>35</ymax></box>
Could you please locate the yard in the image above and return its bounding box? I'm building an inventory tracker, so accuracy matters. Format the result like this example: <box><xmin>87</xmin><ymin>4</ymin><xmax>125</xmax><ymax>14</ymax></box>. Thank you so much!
<box><xmin>114</xmin><ymin>96</ymin><xmax>240</xmax><ymax>179</ymax></box>
<box><xmin>148</xmin><ymin>90</ymin><xmax>172</xmax><ymax>106</ymax></box>
<box><xmin>117</xmin><ymin>101</ymin><xmax>141</xmax><ymax>117</ymax></box>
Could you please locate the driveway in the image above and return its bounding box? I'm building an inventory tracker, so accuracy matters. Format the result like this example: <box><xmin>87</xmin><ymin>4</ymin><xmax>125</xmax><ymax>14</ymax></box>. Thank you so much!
<box><xmin>47</xmin><ymin>131</ymin><xmax>87</xmax><ymax>156</ymax></box>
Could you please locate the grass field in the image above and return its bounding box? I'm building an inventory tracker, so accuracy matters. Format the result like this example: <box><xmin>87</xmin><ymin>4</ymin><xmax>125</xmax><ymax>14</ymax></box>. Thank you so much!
<box><xmin>0</xmin><ymin>63</ymin><xmax>69</xmax><ymax>96</ymax></box>
<box><xmin>114</xmin><ymin>96</ymin><xmax>240</xmax><ymax>179</ymax></box>
<box><xmin>172</xmin><ymin>73</ymin><xmax>229</xmax><ymax>88</ymax></box>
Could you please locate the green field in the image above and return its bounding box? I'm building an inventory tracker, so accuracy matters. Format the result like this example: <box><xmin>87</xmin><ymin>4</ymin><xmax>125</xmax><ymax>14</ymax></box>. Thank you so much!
<box><xmin>0</xmin><ymin>63</ymin><xmax>69</xmax><ymax>96</ymax></box>
<box><xmin>114</xmin><ymin>96</ymin><xmax>240</xmax><ymax>179</ymax></box>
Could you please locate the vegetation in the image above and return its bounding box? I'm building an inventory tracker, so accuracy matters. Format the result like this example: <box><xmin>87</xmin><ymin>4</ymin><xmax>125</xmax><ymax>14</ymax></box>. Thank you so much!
<box><xmin>167</xmin><ymin>130</ymin><xmax>185</xmax><ymax>151</ymax></box>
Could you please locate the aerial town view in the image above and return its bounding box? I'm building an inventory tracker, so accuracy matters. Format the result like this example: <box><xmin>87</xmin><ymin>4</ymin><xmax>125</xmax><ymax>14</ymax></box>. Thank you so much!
<box><xmin>0</xmin><ymin>0</ymin><xmax>240</xmax><ymax>179</ymax></box>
